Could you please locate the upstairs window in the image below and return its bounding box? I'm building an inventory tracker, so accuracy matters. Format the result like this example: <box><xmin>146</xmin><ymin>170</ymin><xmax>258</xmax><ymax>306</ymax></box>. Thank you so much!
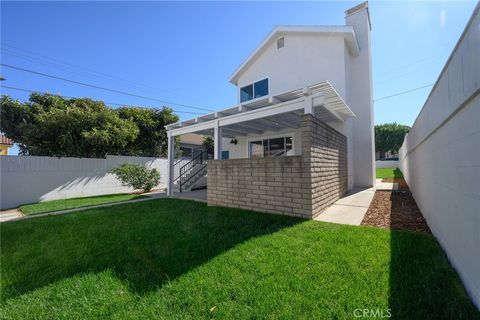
<box><xmin>240</xmin><ymin>78</ymin><xmax>269</xmax><ymax>102</ymax></box>
<box><xmin>240</xmin><ymin>84</ymin><xmax>253</xmax><ymax>102</ymax></box>
<box><xmin>254</xmin><ymin>78</ymin><xmax>268</xmax><ymax>98</ymax></box>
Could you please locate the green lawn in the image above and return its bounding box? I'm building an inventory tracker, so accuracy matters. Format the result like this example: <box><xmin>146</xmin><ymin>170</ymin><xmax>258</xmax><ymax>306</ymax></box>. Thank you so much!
<box><xmin>376</xmin><ymin>167</ymin><xmax>404</xmax><ymax>179</ymax></box>
<box><xmin>2</xmin><ymin>199</ymin><xmax>478</xmax><ymax>319</ymax></box>
<box><xmin>19</xmin><ymin>193</ymin><xmax>146</xmax><ymax>215</ymax></box>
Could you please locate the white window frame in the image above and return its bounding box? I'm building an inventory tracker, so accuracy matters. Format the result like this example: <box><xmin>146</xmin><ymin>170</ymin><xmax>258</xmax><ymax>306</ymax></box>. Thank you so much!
<box><xmin>239</xmin><ymin>77</ymin><xmax>269</xmax><ymax>103</ymax></box>
<box><xmin>246</xmin><ymin>132</ymin><xmax>295</xmax><ymax>158</ymax></box>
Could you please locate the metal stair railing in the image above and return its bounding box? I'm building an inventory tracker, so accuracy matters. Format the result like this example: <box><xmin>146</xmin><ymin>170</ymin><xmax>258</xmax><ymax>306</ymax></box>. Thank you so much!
<box><xmin>176</xmin><ymin>150</ymin><xmax>208</xmax><ymax>192</ymax></box>
<box><xmin>172</xmin><ymin>150</ymin><xmax>203</xmax><ymax>182</ymax></box>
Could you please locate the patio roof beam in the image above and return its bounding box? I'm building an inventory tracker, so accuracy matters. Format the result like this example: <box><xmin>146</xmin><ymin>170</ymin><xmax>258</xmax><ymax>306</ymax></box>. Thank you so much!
<box><xmin>166</xmin><ymin>81</ymin><xmax>355</xmax><ymax>132</ymax></box>
<box><xmin>227</xmin><ymin>123</ymin><xmax>264</xmax><ymax>134</ymax></box>
<box><xmin>235</xmin><ymin>118</ymin><xmax>281</xmax><ymax>132</ymax></box>
<box><xmin>221</xmin><ymin>127</ymin><xmax>248</xmax><ymax>136</ymax></box>
<box><xmin>266</xmin><ymin>116</ymin><xmax>299</xmax><ymax>129</ymax></box>
<box><xmin>219</xmin><ymin>97</ymin><xmax>305</xmax><ymax>127</ymax></box>
<box><xmin>169</xmin><ymin>97</ymin><xmax>305</xmax><ymax>136</ymax></box>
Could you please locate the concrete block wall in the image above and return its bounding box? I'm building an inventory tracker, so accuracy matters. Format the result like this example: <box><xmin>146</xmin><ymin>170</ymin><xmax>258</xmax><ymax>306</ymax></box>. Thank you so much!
<box><xmin>207</xmin><ymin>114</ymin><xmax>348</xmax><ymax>218</ymax></box>
<box><xmin>376</xmin><ymin>160</ymin><xmax>399</xmax><ymax>169</ymax></box>
<box><xmin>207</xmin><ymin>156</ymin><xmax>312</xmax><ymax>218</ymax></box>
<box><xmin>398</xmin><ymin>3</ymin><xmax>480</xmax><ymax>308</ymax></box>
<box><xmin>302</xmin><ymin>114</ymin><xmax>348</xmax><ymax>216</ymax></box>
<box><xmin>0</xmin><ymin>155</ymin><xmax>168</xmax><ymax>209</ymax></box>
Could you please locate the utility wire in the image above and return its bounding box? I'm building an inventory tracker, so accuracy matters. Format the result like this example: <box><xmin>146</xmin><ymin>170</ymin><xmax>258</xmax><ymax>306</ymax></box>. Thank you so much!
<box><xmin>0</xmin><ymin>63</ymin><xmax>215</xmax><ymax>112</ymax></box>
<box><xmin>374</xmin><ymin>83</ymin><xmax>434</xmax><ymax>102</ymax></box>
<box><xmin>2</xmin><ymin>62</ymin><xmax>435</xmax><ymax>108</ymax></box>
<box><xmin>1</xmin><ymin>44</ymin><xmax>184</xmax><ymax>98</ymax></box>
<box><xmin>0</xmin><ymin>85</ymin><xmax>204</xmax><ymax>115</ymax></box>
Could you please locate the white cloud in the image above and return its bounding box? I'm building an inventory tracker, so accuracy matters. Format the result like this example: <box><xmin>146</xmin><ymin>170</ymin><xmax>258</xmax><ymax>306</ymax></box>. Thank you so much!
<box><xmin>440</xmin><ymin>10</ymin><xmax>446</xmax><ymax>28</ymax></box>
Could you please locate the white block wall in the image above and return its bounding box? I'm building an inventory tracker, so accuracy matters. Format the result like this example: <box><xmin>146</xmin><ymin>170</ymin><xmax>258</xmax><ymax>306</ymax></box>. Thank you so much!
<box><xmin>398</xmin><ymin>3</ymin><xmax>480</xmax><ymax>308</ymax></box>
<box><xmin>0</xmin><ymin>155</ymin><xmax>168</xmax><ymax>209</ymax></box>
<box><xmin>375</xmin><ymin>160</ymin><xmax>399</xmax><ymax>169</ymax></box>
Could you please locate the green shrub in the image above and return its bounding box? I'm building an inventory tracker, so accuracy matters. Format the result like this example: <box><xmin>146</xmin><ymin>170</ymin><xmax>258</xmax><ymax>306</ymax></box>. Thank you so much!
<box><xmin>109</xmin><ymin>163</ymin><xmax>160</xmax><ymax>192</ymax></box>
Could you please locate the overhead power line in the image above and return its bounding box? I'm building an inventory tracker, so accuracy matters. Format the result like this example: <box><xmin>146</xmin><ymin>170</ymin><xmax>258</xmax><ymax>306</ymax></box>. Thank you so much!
<box><xmin>1</xmin><ymin>43</ymin><xmax>184</xmax><ymax>98</ymax></box>
<box><xmin>374</xmin><ymin>83</ymin><xmax>434</xmax><ymax>102</ymax></box>
<box><xmin>0</xmin><ymin>63</ymin><xmax>215</xmax><ymax>112</ymax></box>
<box><xmin>0</xmin><ymin>85</ymin><xmax>204</xmax><ymax>115</ymax></box>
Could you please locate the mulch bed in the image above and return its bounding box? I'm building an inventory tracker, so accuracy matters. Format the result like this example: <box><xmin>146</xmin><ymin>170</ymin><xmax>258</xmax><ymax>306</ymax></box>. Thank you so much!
<box><xmin>362</xmin><ymin>178</ymin><xmax>431</xmax><ymax>234</ymax></box>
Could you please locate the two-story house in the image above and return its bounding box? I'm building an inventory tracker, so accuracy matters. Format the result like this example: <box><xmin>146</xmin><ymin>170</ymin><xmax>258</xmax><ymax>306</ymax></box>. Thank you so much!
<box><xmin>165</xmin><ymin>2</ymin><xmax>375</xmax><ymax>219</ymax></box>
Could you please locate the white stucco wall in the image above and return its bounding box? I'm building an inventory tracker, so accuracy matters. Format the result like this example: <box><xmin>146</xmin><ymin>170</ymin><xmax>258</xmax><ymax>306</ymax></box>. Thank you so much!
<box><xmin>398</xmin><ymin>4</ymin><xmax>480</xmax><ymax>308</ymax></box>
<box><xmin>232</xmin><ymin>4</ymin><xmax>375</xmax><ymax>189</ymax></box>
<box><xmin>237</xmin><ymin>34</ymin><xmax>348</xmax><ymax>100</ymax></box>
<box><xmin>345</xmin><ymin>5</ymin><xmax>375</xmax><ymax>187</ymax></box>
<box><xmin>0</xmin><ymin>155</ymin><xmax>168</xmax><ymax>209</ymax></box>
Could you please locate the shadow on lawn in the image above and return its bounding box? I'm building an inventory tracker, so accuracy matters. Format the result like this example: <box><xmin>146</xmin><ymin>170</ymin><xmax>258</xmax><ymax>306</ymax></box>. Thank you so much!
<box><xmin>1</xmin><ymin>199</ymin><xmax>304</xmax><ymax>299</ymax></box>
<box><xmin>389</xmin><ymin>199</ymin><xmax>479</xmax><ymax>318</ymax></box>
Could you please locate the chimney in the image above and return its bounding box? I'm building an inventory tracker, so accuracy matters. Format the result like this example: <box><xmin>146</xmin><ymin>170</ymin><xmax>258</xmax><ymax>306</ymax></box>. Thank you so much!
<box><xmin>344</xmin><ymin>2</ymin><xmax>375</xmax><ymax>187</ymax></box>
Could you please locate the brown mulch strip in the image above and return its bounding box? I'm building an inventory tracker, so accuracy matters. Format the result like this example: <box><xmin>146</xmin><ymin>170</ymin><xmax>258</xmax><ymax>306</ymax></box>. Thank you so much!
<box><xmin>362</xmin><ymin>179</ymin><xmax>431</xmax><ymax>234</ymax></box>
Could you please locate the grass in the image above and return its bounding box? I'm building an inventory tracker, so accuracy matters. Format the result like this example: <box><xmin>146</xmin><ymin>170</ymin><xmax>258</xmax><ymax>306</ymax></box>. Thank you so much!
<box><xmin>376</xmin><ymin>167</ymin><xmax>404</xmax><ymax>179</ymax></box>
<box><xmin>2</xmin><ymin>199</ymin><xmax>478</xmax><ymax>319</ymax></box>
<box><xmin>19</xmin><ymin>193</ymin><xmax>147</xmax><ymax>215</ymax></box>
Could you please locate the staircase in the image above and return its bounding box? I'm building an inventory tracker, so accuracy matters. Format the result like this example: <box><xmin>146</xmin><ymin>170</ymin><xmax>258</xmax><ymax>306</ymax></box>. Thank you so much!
<box><xmin>173</xmin><ymin>151</ymin><xmax>209</xmax><ymax>192</ymax></box>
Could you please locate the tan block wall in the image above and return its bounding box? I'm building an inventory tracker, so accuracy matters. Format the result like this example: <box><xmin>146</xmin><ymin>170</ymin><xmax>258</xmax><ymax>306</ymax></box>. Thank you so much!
<box><xmin>301</xmin><ymin>114</ymin><xmax>348</xmax><ymax>217</ymax></box>
<box><xmin>207</xmin><ymin>114</ymin><xmax>348</xmax><ymax>219</ymax></box>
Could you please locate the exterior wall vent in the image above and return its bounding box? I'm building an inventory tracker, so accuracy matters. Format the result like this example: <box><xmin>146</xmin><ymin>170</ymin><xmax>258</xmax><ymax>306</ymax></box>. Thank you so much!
<box><xmin>277</xmin><ymin>37</ymin><xmax>284</xmax><ymax>49</ymax></box>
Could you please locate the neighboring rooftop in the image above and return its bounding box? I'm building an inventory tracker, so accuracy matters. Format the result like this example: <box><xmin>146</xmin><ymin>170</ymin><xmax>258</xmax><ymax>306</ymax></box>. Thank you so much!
<box><xmin>0</xmin><ymin>134</ymin><xmax>13</xmax><ymax>146</ymax></box>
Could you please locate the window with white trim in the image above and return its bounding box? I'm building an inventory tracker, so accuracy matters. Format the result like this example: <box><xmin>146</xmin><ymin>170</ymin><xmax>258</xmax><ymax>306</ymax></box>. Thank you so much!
<box><xmin>240</xmin><ymin>78</ymin><xmax>269</xmax><ymax>103</ymax></box>
<box><xmin>249</xmin><ymin>136</ymin><xmax>293</xmax><ymax>158</ymax></box>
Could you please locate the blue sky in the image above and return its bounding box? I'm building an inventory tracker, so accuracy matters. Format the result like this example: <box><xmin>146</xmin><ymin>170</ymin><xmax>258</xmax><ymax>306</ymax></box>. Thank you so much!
<box><xmin>1</xmin><ymin>1</ymin><xmax>477</xmax><ymax>154</ymax></box>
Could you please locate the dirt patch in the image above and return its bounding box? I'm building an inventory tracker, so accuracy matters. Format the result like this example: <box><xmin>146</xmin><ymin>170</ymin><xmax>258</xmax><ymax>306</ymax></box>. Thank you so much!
<box><xmin>362</xmin><ymin>186</ymin><xmax>431</xmax><ymax>234</ymax></box>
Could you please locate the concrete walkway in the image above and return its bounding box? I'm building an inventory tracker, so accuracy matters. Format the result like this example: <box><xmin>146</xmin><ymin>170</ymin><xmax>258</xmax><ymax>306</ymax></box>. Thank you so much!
<box><xmin>314</xmin><ymin>179</ymin><xmax>398</xmax><ymax>226</ymax></box>
<box><xmin>375</xmin><ymin>178</ymin><xmax>398</xmax><ymax>191</ymax></box>
<box><xmin>314</xmin><ymin>187</ymin><xmax>376</xmax><ymax>226</ymax></box>
<box><xmin>0</xmin><ymin>209</ymin><xmax>24</xmax><ymax>222</ymax></box>
<box><xmin>145</xmin><ymin>189</ymin><xmax>207</xmax><ymax>202</ymax></box>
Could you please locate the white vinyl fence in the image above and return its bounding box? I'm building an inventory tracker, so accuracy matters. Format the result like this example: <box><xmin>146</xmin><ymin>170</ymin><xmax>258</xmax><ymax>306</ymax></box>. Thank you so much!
<box><xmin>398</xmin><ymin>3</ymin><xmax>480</xmax><ymax>308</ymax></box>
<box><xmin>0</xmin><ymin>155</ymin><xmax>168</xmax><ymax>210</ymax></box>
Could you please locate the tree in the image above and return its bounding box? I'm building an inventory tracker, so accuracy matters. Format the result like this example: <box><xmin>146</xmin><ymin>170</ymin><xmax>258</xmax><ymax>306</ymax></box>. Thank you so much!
<box><xmin>1</xmin><ymin>94</ymin><xmax>140</xmax><ymax>157</ymax></box>
<box><xmin>116</xmin><ymin>106</ymin><xmax>178</xmax><ymax>157</ymax></box>
<box><xmin>202</xmin><ymin>136</ymin><xmax>214</xmax><ymax>156</ymax></box>
<box><xmin>374</xmin><ymin>123</ymin><xmax>410</xmax><ymax>158</ymax></box>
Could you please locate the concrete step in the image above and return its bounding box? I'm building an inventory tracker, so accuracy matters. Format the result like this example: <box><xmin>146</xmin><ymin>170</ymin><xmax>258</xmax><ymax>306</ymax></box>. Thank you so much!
<box><xmin>174</xmin><ymin>165</ymin><xmax>207</xmax><ymax>192</ymax></box>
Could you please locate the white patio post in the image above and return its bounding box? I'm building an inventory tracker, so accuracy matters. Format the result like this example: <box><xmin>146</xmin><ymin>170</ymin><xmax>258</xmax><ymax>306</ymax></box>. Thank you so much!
<box><xmin>304</xmin><ymin>95</ymin><xmax>313</xmax><ymax>114</ymax></box>
<box><xmin>213</xmin><ymin>121</ymin><xmax>222</xmax><ymax>160</ymax></box>
<box><xmin>166</xmin><ymin>131</ymin><xmax>175</xmax><ymax>196</ymax></box>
